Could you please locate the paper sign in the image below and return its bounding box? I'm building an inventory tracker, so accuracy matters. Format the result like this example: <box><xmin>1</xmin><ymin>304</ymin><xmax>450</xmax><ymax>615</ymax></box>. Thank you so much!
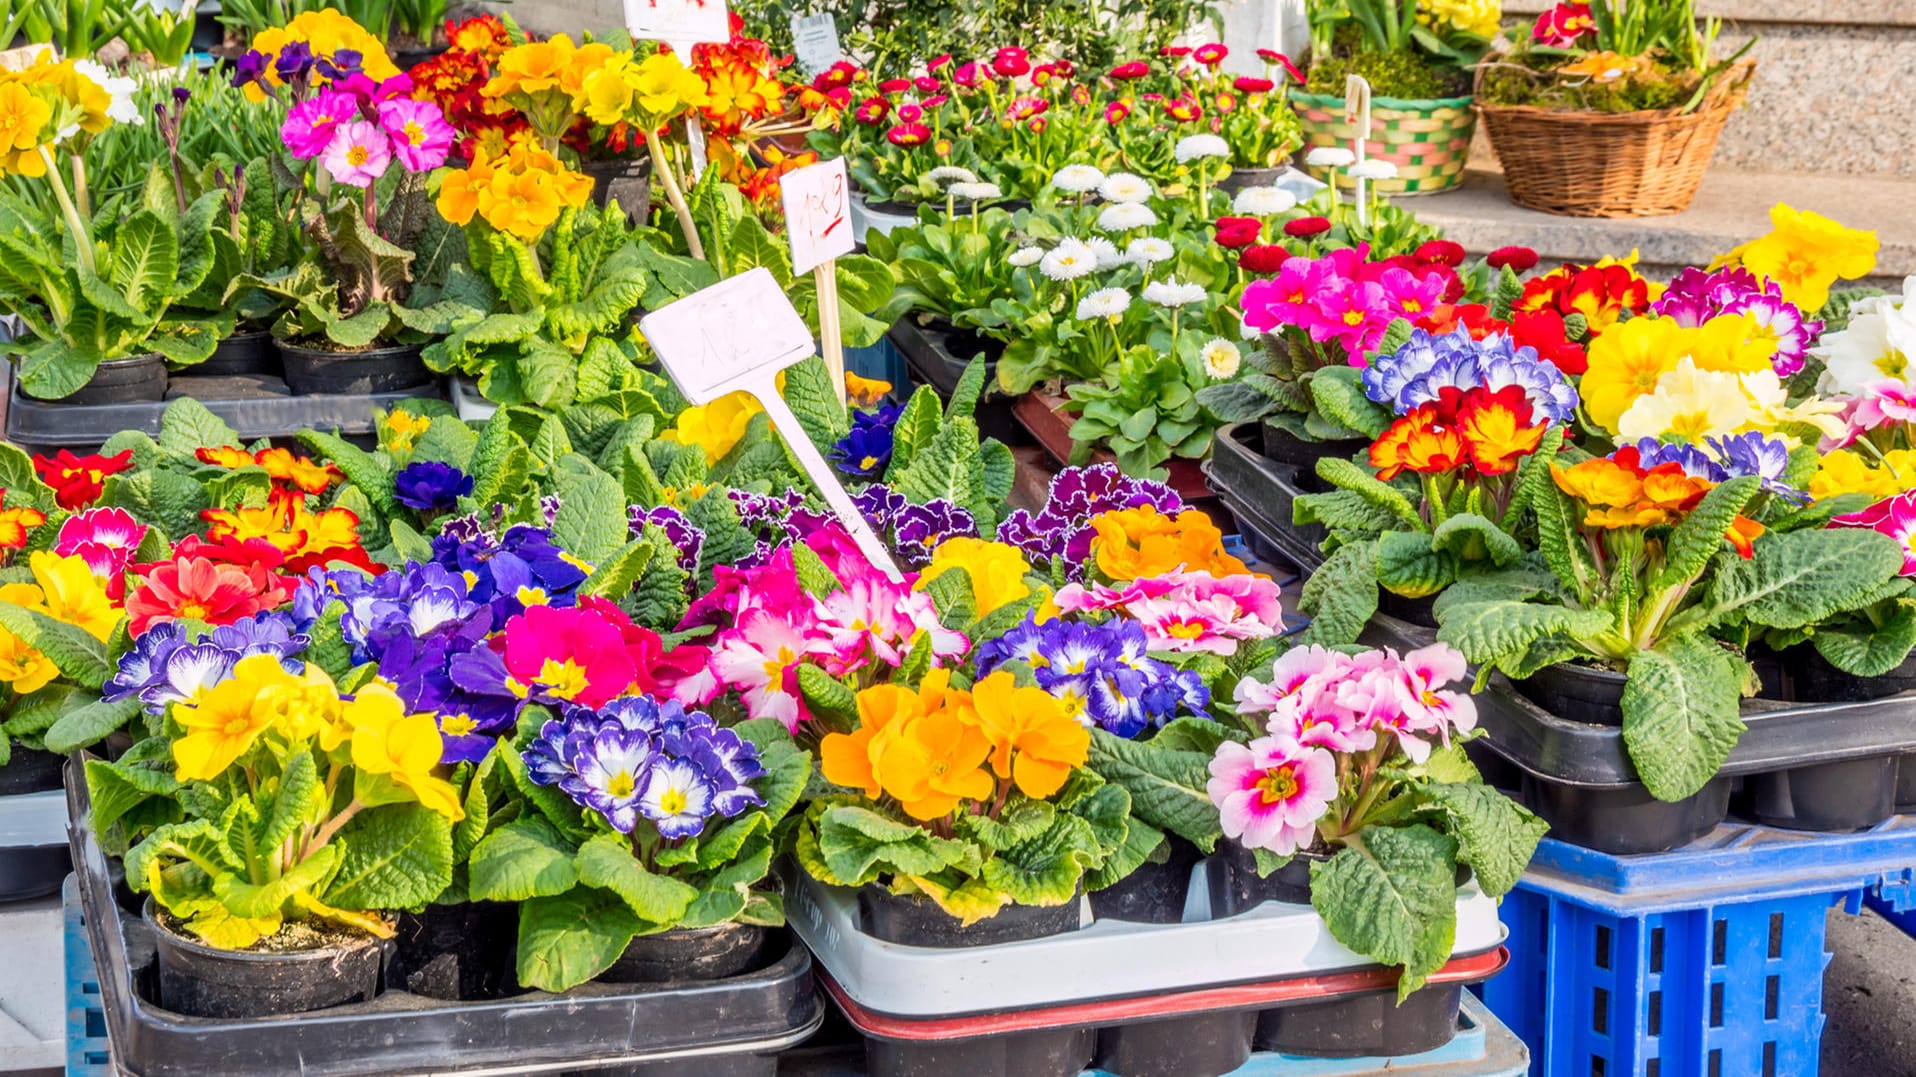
<box><xmin>625</xmin><ymin>0</ymin><xmax>731</xmax><ymax>56</ymax></box>
<box><xmin>639</xmin><ymin>268</ymin><xmax>905</xmax><ymax>582</ymax></box>
<box><xmin>779</xmin><ymin>157</ymin><xmax>854</xmax><ymax>276</ymax></box>
<box><xmin>789</xmin><ymin>12</ymin><xmax>842</xmax><ymax>76</ymax></box>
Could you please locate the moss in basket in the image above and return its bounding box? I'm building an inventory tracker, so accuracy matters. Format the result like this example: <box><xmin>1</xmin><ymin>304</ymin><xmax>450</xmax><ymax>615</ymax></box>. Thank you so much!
<box><xmin>1478</xmin><ymin>50</ymin><xmax>1691</xmax><ymax>112</ymax></box>
<box><xmin>1304</xmin><ymin>26</ymin><xmax>1469</xmax><ymax>101</ymax></box>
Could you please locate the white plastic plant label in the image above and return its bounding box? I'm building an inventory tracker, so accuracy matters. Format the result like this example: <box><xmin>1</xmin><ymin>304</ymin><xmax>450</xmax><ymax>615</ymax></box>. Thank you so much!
<box><xmin>779</xmin><ymin>157</ymin><xmax>854</xmax><ymax>276</ymax></box>
<box><xmin>789</xmin><ymin>12</ymin><xmax>842</xmax><ymax>76</ymax></box>
<box><xmin>639</xmin><ymin>267</ymin><xmax>904</xmax><ymax>581</ymax></box>
<box><xmin>624</xmin><ymin>0</ymin><xmax>731</xmax><ymax>56</ymax></box>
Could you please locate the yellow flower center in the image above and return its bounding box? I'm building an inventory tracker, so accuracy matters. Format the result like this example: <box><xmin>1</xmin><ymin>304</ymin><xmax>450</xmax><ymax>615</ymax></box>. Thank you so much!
<box><xmin>346</xmin><ymin>145</ymin><xmax>370</xmax><ymax>167</ymax></box>
<box><xmin>442</xmin><ymin>714</ymin><xmax>478</xmax><ymax>736</ymax></box>
<box><xmin>658</xmin><ymin>787</ymin><xmax>687</xmax><ymax>814</ymax></box>
<box><xmin>607</xmin><ymin>769</ymin><xmax>637</xmax><ymax>798</ymax></box>
<box><xmin>404</xmin><ymin>120</ymin><xmax>426</xmax><ymax>147</ymax></box>
<box><xmin>1257</xmin><ymin>765</ymin><xmax>1299</xmax><ymax>805</ymax></box>
<box><xmin>761</xmin><ymin>645</ymin><xmax>797</xmax><ymax>681</ymax></box>
<box><xmin>1874</xmin><ymin>349</ymin><xmax>1910</xmax><ymax>380</ymax></box>
<box><xmin>861</xmin><ymin>455</ymin><xmax>881</xmax><ymax>470</ymax></box>
<box><xmin>537</xmin><ymin>658</ymin><xmax>590</xmax><ymax>700</ymax></box>
<box><xmin>176</xmin><ymin>600</ymin><xmax>210</xmax><ymax>619</ymax></box>
<box><xmin>1165</xmin><ymin>620</ymin><xmax>1207</xmax><ymax>640</ymax></box>
<box><xmin>222</xmin><ymin>714</ymin><xmax>253</xmax><ymax>736</ymax></box>
<box><xmin>1343</xmin><ymin>310</ymin><xmax>1365</xmax><ymax>326</ymax></box>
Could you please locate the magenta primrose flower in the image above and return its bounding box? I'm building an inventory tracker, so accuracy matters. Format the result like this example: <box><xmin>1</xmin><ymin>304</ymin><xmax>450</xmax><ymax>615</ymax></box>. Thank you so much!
<box><xmin>376</xmin><ymin>97</ymin><xmax>454</xmax><ymax>172</ymax></box>
<box><xmin>55</xmin><ymin>507</ymin><xmax>147</xmax><ymax>582</ymax></box>
<box><xmin>281</xmin><ymin>89</ymin><xmax>360</xmax><ymax>159</ymax></box>
<box><xmin>1207</xmin><ymin>735</ymin><xmax>1336</xmax><ymax>857</ymax></box>
<box><xmin>321</xmin><ymin>120</ymin><xmax>392</xmax><ymax>187</ymax></box>
<box><xmin>1830</xmin><ymin>490</ymin><xmax>1916</xmax><ymax>577</ymax></box>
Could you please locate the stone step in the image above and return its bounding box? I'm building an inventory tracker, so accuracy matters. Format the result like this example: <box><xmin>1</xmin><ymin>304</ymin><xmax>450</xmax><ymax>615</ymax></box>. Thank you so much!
<box><xmin>1398</xmin><ymin>168</ymin><xmax>1916</xmax><ymax>289</ymax></box>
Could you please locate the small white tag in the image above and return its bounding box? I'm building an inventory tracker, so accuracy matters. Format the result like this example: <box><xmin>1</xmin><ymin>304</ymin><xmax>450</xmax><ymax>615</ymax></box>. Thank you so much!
<box><xmin>789</xmin><ymin>12</ymin><xmax>842</xmax><ymax>76</ymax></box>
<box><xmin>780</xmin><ymin>157</ymin><xmax>854</xmax><ymax>276</ymax></box>
<box><xmin>625</xmin><ymin>0</ymin><xmax>731</xmax><ymax>53</ymax></box>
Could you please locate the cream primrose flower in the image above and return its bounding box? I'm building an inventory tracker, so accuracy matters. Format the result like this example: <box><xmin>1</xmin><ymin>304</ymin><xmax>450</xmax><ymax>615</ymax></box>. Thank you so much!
<box><xmin>1142</xmin><ymin>277</ymin><xmax>1207</xmax><ymax>309</ymax></box>
<box><xmin>1174</xmin><ymin>133</ymin><xmax>1230</xmax><ymax>163</ymax></box>
<box><xmin>1099</xmin><ymin>171</ymin><xmax>1154</xmax><ymax>204</ymax></box>
<box><xmin>1347</xmin><ymin>159</ymin><xmax>1399</xmax><ymax>181</ymax></box>
<box><xmin>1076</xmin><ymin>287</ymin><xmax>1132</xmax><ymax>321</ymax></box>
<box><xmin>1051</xmin><ymin>164</ymin><xmax>1106</xmax><ymax>193</ymax></box>
<box><xmin>1126</xmin><ymin>237</ymin><xmax>1175</xmax><ymax>268</ymax></box>
<box><xmin>1616</xmin><ymin>358</ymin><xmax>1751</xmax><ymax>442</ymax></box>
<box><xmin>1040</xmin><ymin>239</ymin><xmax>1098</xmax><ymax>281</ymax></box>
<box><xmin>74</xmin><ymin>60</ymin><xmax>142</xmax><ymax>126</ymax></box>
<box><xmin>1305</xmin><ymin>146</ymin><xmax>1356</xmax><ymax>168</ymax></box>
<box><xmin>1008</xmin><ymin>246</ymin><xmax>1044</xmax><ymax>268</ymax></box>
<box><xmin>926</xmin><ymin>165</ymin><xmax>980</xmax><ymax>186</ymax></box>
<box><xmin>1085</xmin><ymin>236</ymin><xmax>1124</xmax><ymax>270</ymax></box>
<box><xmin>1233</xmin><ymin>186</ymin><xmax>1298</xmax><ymax>216</ymax></box>
<box><xmin>1813</xmin><ymin>278</ymin><xmax>1916</xmax><ymax>394</ymax></box>
<box><xmin>947</xmin><ymin>181</ymin><xmax>1003</xmax><ymax>202</ymax></box>
<box><xmin>1742</xmin><ymin>368</ymin><xmax>1848</xmax><ymax>440</ymax></box>
<box><xmin>1097</xmin><ymin>202</ymin><xmax>1159</xmax><ymax>232</ymax></box>
<box><xmin>1201</xmin><ymin>338</ymin><xmax>1241</xmax><ymax>379</ymax></box>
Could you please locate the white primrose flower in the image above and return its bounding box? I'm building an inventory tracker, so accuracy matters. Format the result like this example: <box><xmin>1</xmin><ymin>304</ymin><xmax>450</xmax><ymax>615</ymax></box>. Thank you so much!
<box><xmin>926</xmin><ymin>165</ymin><xmax>980</xmax><ymax>186</ymax></box>
<box><xmin>1233</xmin><ymin>186</ymin><xmax>1298</xmax><ymax>216</ymax></box>
<box><xmin>1239</xmin><ymin>318</ymin><xmax>1263</xmax><ymax>340</ymax></box>
<box><xmin>74</xmin><ymin>59</ymin><xmax>142</xmax><ymax>126</ymax></box>
<box><xmin>1815</xmin><ymin>280</ymin><xmax>1916</xmax><ymax>394</ymax></box>
<box><xmin>1347</xmin><ymin>159</ymin><xmax>1399</xmax><ymax>181</ymax></box>
<box><xmin>1098</xmin><ymin>171</ymin><xmax>1154</xmax><ymax>204</ymax></box>
<box><xmin>1201</xmin><ymin>338</ymin><xmax>1242</xmax><ymax>379</ymax></box>
<box><xmin>1174</xmin><ymin>133</ymin><xmax>1230</xmax><ymax>163</ymax></box>
<box><xmin>948</xmin><ymin>181</ymin><xmax>1003</xmax><ymax>202</ymax></box>
<box><xmin>1051</xmin><ymin>164</ymin><xmax>1106</xmax><ymax>193</ymax></box>
<box><xmin>1142</xmin><ymin>276</ymin><xmax>1208</xmax><ymax>309</ymax></box>
<box><xmin>1126</xmin><ymin>237</ymin><xmax>1175</xmax><ymax>268</ymax></box>
<box><xmin>1305</xmin><ymin>146</ymin><xmax>1356</xmax><ymax>168</ymax></box>
<box><xmin>1008</xmin><ymin>246</ymin><xmax>1045</xmax><ymax>268</ymax></box>
<box><xmin>1040</xmin><ymin>239</ymin><xmax>1098</xmax><ymax>281</ymax></box>
<box><xmin>1076</xmin><ymin>287</ymin><xmax>1133</xmax><ymax>321</ymax></box>
<box><xmin>1084</xmin><ymin>236</ymin><xmax>1124</xmax><ymax>269</ymax></box>
<box><xmin>1097</xmin><ymin>202</ymin><xmax>1159</xmax><ymax>232</ymax></box>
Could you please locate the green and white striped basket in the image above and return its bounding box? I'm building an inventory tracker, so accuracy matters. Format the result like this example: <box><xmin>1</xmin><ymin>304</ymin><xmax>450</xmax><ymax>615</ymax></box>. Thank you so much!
<box><xmin>1290</xmin><ymin>90</ymin><xmax>1477</xmax><ymax>196</ymax></box>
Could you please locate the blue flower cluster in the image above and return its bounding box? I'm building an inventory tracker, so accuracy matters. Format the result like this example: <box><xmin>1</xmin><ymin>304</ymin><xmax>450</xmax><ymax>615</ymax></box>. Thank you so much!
<box><xmin>830</xmin><ymin>402</ymin><xmax>904</xmax><ymax>478</ymax></box>
<box><xmin>394</xmin><ymin>462</ymin><xmax>475</xmax><ymax>513</ymax></box>
<box><xmin>428</xmin><ymin>523</ymin><xmax>590</xmax><ymax>622</ymax></box>
<box><xmin>524</xmin><ymin>696</ymin><xmax>766</xmax><ymax>837</ymax></box>
<box><xmin>1628</xmin><ymin>434</ymin><xmax>1806</xmax><ymax>502</ymax></box>
<box><xmin>104</xmin><ymin>613</ymin><xmax>309</xmax><ymax>715</ymax></box>
<box><xmin>976</xmin><ymin>616</ymin><xmax>1208</xmax><ymax>739</ymax></box>
<box><xmin>1364</xmin><ymin>327</ymin><xmax>1578</xmax><ymax>424</ymax></box>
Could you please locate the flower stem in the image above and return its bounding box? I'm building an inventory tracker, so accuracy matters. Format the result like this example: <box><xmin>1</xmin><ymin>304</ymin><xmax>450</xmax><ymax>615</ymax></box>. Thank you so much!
<box><xmin>38</xmin><ymin>147</ymin><xmax>94</xmax><ymax>275</ymax></box>
<box><xmin>645</xmin><ymin>129</ymin><xmax>704</xmax><ymax>261</ymax></box>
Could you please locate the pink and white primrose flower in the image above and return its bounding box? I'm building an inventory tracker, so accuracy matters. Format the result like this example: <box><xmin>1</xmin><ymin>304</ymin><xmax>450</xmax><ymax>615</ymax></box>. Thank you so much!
<box><xmin>708</xmin><ymin>608</ymin><xmax>828</xmax><ymax>731</ymax></box>
<box><xmin>1830</xmin><ymin>490</ymin><xmax>1916</xmax><ymax>576</ymax></box>
<box><xmin>1237</xmin><ymin>645</ymin><xmax>1376</xmax><ymax>753</ymax></box>
<box><xmin>814</xmin><ymin>575</ymin><xmax>967</xmax><ymax>675</ymax></box>
<box><xmin>375</xmin><ymin>97</ymin><xmax>455</xmax><ymax>172</ymax></box>
<box><xmin>1866</xmin><ymin>380</ymin><xmax>1916</xmax><ymax>424</ymax></box>
<box><xmin>1389</xmin><ymin>644</ymin><xmax>1478</xmax><ymax>752</ymax></box>
<box><xmin>1207</xmin><ymin>735</ymin><xmax>1336</xmax><ymax>857</ymax></box>
<box><xmin>1055</xmin><ymin>570</ymin><xmax>1283</xmax><ymax>655</ymax></box>
<box><xmin>321</xmin><ymin>120</ymin><xmax>392</xmax><ymax>187</ymax></box>
<box><xmin>55</xmin><ymin>507</ymin><xmax>147</xmax><ymax>587</ymax></box>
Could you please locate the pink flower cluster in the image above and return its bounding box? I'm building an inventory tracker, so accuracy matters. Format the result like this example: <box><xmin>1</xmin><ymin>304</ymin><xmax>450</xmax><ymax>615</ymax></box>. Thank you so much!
<box><xmin>694</xmin><ymin>529</ymin><xmax>967</xmax><ymax>730</ymax></box>
<box><xmin>1208</xmin><ymin>643</ymin><xmax>1476</xmax><ymax>857</ymax></box>
<box><xmin>1822</xmin><ymin>383</ymin><xmax>1916</xmax><ymax>451</ymax></box>
<box><xmin>1054</xmin><ymin>570</ymin><xmax>1284</xmax><ymax>655</ymax></box>
<box><xmin>55</xmin><ymin>508</ymin><xmax>148</xmax><ymax>598</ymax></box>
<box><xmin>281</xmin><ymin>78</ymin><xmax>454</xmax><ymax>188</ymax></box>
<box><xmin>1240</xmin><ymin>246</ymin><xmax>1460</xmax><ymax>365</ymax></box>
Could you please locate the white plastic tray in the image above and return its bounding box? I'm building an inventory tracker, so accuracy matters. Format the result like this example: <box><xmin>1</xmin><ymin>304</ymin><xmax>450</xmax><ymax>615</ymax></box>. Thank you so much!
<box><xmin>0</xmin><ymin>895</ymin><xmax>61</xmax><ymax>1074</ymax></box>
<box><xmin>449</xmin><ymin>375</ymin><xmax>496</xmax><ymax>422</ymax></box>
<box><xmin>0</xmin><ymin>791</ymin><xmax>63</xmax><ymax>849</ymax></box>
<box><xmin>788</xmin><ymin>863</ymin><xmax>1507</xmax><ymax>1018</ymax></box>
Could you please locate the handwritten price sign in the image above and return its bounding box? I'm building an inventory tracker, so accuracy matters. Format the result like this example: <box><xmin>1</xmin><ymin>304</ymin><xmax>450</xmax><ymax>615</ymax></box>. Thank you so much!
<box><xmin>780</xmin><ymin>157</ymin><xmax>854</xmax><ymax>276</ymax></box>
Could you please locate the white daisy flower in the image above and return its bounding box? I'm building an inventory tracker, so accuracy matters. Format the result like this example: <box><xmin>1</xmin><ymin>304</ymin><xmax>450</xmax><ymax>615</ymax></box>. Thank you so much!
<box><xmin>948</xmin><ymin>181</ymin><xmax>1004</xmax><ymax>202</ymax></box>
<box><xmin>1051</xmin><ymin>164</ymin><xmax>1106</xmax><ymax>194</ymax></box>
<box><xmin>1126</xmin><ymin>237</ymin><xmax>1175</xmax><ymax>267</ymax></box>
<box><xmin>1040</xmin><ymin>239</ymin><xmax>1098</xmax><ymax>281</ymax></box>
<box><xmin>1174</xmin><ymin>133</ymin><xmax>1230</xmax><ymax>163</ymax></box>
<box><xmin>1098</xmin><ymin>171</ymin><xmax>1154</xmax><ymax>204</ymax></box>
<box><xmin>926</xmin><ymin>165</ymin><xmax>980</xmax><ymax>186</ymax></box>
<box><xmin>1143</xmin><ymin>277</ymin><xmax>1207</xmax><ymax>309</ymax></box>
<box><xmin>1201</xmin><ymin>338</ymin><xmax>1241</xmax><ymax>379</ymax></box>
<box><xmin>1085</xmin><ymin>236</ymin><xmax>1124</xmax><ymax>269</ymax></box>
<box><xmin>1347</xmin><ymin>159</ymin><xmax>1398</xmax><ymax>181</ymax></box>
<box><xmin>1008</xmin><ymin>246</ymin><xmax>1044</xmax><ymax>267</ymax></box>
<box><xmin>1233</xmin><ymin>186</ymin><xmax>1298</xmax><ymax>216</ymax></box>
<box><xmin>1076</xmin><ymin>287</ymin><xmax>1133</xmax><ymax>321</ymax></box>
<box><xmin>1097</xmin><ymin>202</ymin><xmax>1158</xmax><ymax>232</ymax></box>
<box><xmin>1305</xmin><ymin>146</ymin><xmax>1356</xmax><ymax>168</ymax></box>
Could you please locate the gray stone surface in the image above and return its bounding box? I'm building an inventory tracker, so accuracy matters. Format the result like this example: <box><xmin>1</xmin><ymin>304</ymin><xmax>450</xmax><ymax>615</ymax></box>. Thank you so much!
<box><xmin>1506</xmin><ymin>0</ymin><xmax>1916</xmax><ymax>28</ymax></box>
<box><xmin>1824</xmin><ymin>906</ymin><xmax>1916</xmax><ymax>1077</ymax></box>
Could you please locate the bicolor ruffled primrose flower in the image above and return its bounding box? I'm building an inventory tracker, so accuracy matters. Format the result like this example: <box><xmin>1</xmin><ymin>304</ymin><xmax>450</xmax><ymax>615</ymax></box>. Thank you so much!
<box><xmin>33</xmin><ymin>449</ymin><xmax>133</xmax><ymax>510</ymax></box>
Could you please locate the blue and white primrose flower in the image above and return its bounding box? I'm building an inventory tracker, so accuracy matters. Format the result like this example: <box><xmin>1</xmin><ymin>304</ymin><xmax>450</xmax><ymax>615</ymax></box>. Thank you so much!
<box><xmin>523</xmin><ymin>695</ymin><xmax>767</xmax><ymax>838</ymax></box>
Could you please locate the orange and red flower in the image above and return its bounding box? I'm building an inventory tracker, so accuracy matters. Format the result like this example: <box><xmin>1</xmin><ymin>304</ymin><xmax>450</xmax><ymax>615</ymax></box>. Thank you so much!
<box><xmin>33</xmin><ymin>450</ymin><xmax>133</xmax><ymax>510</ymax></box>
<box><xmin>1371</xmin><ymin>386</ymin><xmax>1551</xmax><ymax>482</ymax></box>
<box><xmin>124</xmin><ymin>556</ymin><xmax>293</xmax><ymax>635</ymax></box>
<box><xmin>0</xmin><ymin>491</ymin><xmax>45</xmax><ymax>551</ymax></box>
<box><xmin>1516</xmin><ymin>264</ymin><xmax>1652</xmax><ymax>337</ymax></box>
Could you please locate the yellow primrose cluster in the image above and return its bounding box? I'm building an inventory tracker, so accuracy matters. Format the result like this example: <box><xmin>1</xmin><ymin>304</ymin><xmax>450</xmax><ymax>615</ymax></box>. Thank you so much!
<box><xmin>0</xmin><ymin>52</ymin><xmax>124</xmax><ymax>176</ymax></box>
<box><xmin>244</xmin><ymin>9</ymin><xmax>401</xmax><ymax>100</ymax></box>
<box><xmin>0</xmin><ymin>552</ymin><xmax>119</xmax><ymax>694</ymax></box>
<box><xmin>435</xmin><ymin>135</ymin><xmax>594</xmax><ymax>241</ymax></box>
<box><xmin>917</xmin><ymin>538</ymin><xmax>1047</xmax><ymax>619</ymax></box>
<box><xmin>482</xmin><ymin>36</ymin><xmax>708</xmax><ymax>142</ymax></box>
<box><xmin>1718</xmin><ymin>203</ymin><xmax>1879</xmax><ymax>313</ymax></box>
<box><xmin>660</xmin><ymin>390</ymin><xmax>766</xmax><ymax>465</ymax></box>
<box><xmin>1810</xmin><ymin>449</ymin><xmax>1916</xmax><ymax>502</ymax></box>
<box><xmin>1580</xmin><ymin>313</ymin><xmax>1839</xmax><ymax>442</ymax></box>
<box><xmin>1418</xmin><ymin>0</ymin><xmax>1500</xmax><ymax>40</ymax></box>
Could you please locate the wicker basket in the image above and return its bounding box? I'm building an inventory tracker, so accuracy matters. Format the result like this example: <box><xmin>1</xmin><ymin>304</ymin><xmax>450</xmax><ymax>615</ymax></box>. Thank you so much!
<box><xmin>1291</xmin><ymin>90</ymin><xmax>1478</xmax><ymax>196</ymax></box>
<box><xmin>1475</xmin><ymin>60</ymin><xmax>1756</xmax><ymax>218</ymax></box>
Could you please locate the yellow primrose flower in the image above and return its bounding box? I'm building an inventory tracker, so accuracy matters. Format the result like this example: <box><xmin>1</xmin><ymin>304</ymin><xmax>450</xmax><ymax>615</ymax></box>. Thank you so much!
<box><xmin>1615</xmin><ymin>358</ymin><xmax>1751</xmax><ymax>443</ymax></box>
<box><xmin>1720</xmin><ymin>204</ymin><xmax>1879</xmax><ymax>312</ymax></box>
<box><xmin>252</xmin><ymin>660</ymin><xmax>349</xmax><ymax>750</ymax></box>
<box><xmin>28</xmin><ymin>551</ymin><xmax>119</xmax><ymax>642</ymax></box>
<box><xmin>1417</xmin><ymin>0</ymin><xmax>1499</xmax><ymax>39</ymax></box>
<box><xmin>846</xmin><ymin>373</ymin><xmax>892</xmax><ymax>408</ymax></box>
<box><xmin>1689</xmin><ymin>312</ymin><xmax>1784</xmax><ymax>376</ymax></box>
<box><xmin>1579</xmin><ymin>316</ymin><xmax>1691</xmax><ymax>434</ymax></box>
<box><xmin>1811</xmin><ymin>448</ymin><xmax>1916</xmax><ymax>501</ymax></box>
<box><xmin>659</xmin><ymin>392</ymin><xmax>763</xmax><ymax>465</ymax></box>
<box><xmin>627</xmin><ymin>51</ymin><xmax>711</xmax><ymax>128</ymax></box>
<box><xmin>0</xmin><ymin>625</ymin><xmax>55</xmax><ymax>694</ymax></box>
<box><xmin>1738</xmin><ymin>370</ymin><xmax>1847</xmax><ymax>440</ymax></box>
<box><xmin>381</xmin><ymin>408</ymin><xmax>432</xmax><ymax>453</ymax></box>
<box><xmin>345</xmin><ymin>685</ymin><xmax>465</xmax><ymax>819</ymax></box>
<box><xmin>172</xmin><ymin>655</ymin><xmax>292</xmax><ymax>781</ymax></box>
<box><xmin>916</xmin><ymin>537</ymin><xmax>1038</xmax><ymax>618</ymax></box>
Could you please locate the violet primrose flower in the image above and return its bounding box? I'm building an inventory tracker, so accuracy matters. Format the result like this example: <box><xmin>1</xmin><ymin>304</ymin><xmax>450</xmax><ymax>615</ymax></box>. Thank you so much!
<box><xmin>394</xmin><ymin>461</ymin><xmax>475</xmax><ymax>513</ymax></box>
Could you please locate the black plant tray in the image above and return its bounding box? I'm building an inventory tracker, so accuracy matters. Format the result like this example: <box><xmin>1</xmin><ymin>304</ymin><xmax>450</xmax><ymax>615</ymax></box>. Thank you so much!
<box><xmin>1364</xmin><ymin>616</ymin><xmax>1916</xmax><ymax>854</ymax></box>
<box><xmin>65</xmin><ymin>757</ymin><xmax>824</xmax><ymax>1077</ymax></box>
<box><xmin>6</xmin><ymin>372</ymin><xmax>447</xmax><ymax>455</ymax></box>
<box><xmin>885</xmin><ymin>318</ymin><xmax>1028</xmax><ymax>448</ymax></box>
<box><xmin>1205</xmin><ymin>422</ymin><xmax>1327</xmax><ymax>573</ymax></box>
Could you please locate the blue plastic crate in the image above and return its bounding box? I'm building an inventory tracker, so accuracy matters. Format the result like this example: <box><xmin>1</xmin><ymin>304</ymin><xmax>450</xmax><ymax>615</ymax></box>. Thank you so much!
<box><xmin>63</xmin><ymin>875</ymin><xmax>112</xmax><ymax>1077</ymax></box>
<box><xmin>841</xmin><ymin>335</ymin><xmax>907</xmax><ymax>395</ymax></box>
<box><xmin>1484</xmin><ymin>818</ymin><xmax>1916</xmax><ymax>1077</ymax></box>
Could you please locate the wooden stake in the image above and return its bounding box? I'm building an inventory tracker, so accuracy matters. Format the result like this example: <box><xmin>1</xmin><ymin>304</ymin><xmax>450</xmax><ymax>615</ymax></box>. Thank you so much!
<box><xmin>816</xmin><ymin>261</ymin><xmax>846</xmax><ymax>403</ymax></box>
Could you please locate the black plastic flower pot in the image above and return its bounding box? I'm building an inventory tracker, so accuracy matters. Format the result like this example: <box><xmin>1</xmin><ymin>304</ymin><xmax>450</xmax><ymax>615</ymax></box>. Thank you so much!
<box><xmin>0</xmin><ymin>745</ymin><xmax>64</xmax><ymax>796</ymax></box>
<box><xmin>583</xmin><ymin>154</ymin><xmax>654</xmax><ymax>225</ymax></box>
<box><xmin>1206</xmin><ymin>840</ymin><xmax>1319</xmax><ymax>916</ymax></box>
<box><xmin>1254</xmin><ymin>981</ymin><xmax>1465</xmax><ymax>1058</ymax></box>
<box><xmin>388</xmin><ymin>901</ymin><xmax>519</xmax><ymax>1001</ymax></box>
<box><xmin>0</xmin><ymin>745</ymin><xmax>69</xmax><ymax>902</ymax></box>
<box><xmin>600</xmin><ymin>921</ymin><xmax>772</xmax><ymax>984</ymax></box>
<box><xmin>28</xmin><ymin>353</ymin><xmax>167</xmax><ymax>405</ymax></box>
<box><xmin>1087</xmin><ymin>834</ymin><xmax>1200</xmax><ymax>924</ymax></box>
<box><xmin>1899</xmin><ymin>758</ymin><xmax>1916</xmax><ymax>813</ymax></box>
<box><xmin>1512</xmin><ymin>660</ymin><xmax>1627</xmax><ymax>727</ymax></box>
<box><xmin>276</xmin><ymin>338</ymin><xmax>432</xmax><ymax>396</ymax></box>
<box><xmin>143</xmin><ymin>899</ymin><xmax>391</xmax><ymax>1019</ymax></box>
<box><xmin>1378</xmin><ymin>589</ymin><xmax>1438</xmax><ymax>629</ymax></box>
<box><xmin>391</xmin><ymin>45</ymin><xmax>448</xmax><ymax>68</ymax></box>
<box><xmin>1092</xmin><ymin>1010</ymin><xmax>1256</xmax><ymax>1077</ymax></box>
<box><xmin>1736</xmin><ymin>755</ymin><xmax>1898</xmax><ymax>832</ymax></box>
<box><xmin>1522</xmin><ymin>772</ymin><xmax>1732</xmax><ymax>856</ymax></box>
<box><xmin>862</xmin><ymin>1025</ymin><xmax>1094</xmax><ymax>1077</ymax></box>
<box><xmin>856</xmin><ymin>883</ymin><xmax>1081</xmax><ymax>947</ymax></box>
<box><xmin>886</xmin><ymin>318</ymin><xmax>1027</xmax><ymax>447</ymax></box>
<box><xmin>195</xmin><ymin>330</ymin><xmax>281</xmax><ymax>377</ymax></box>
<box><xmin>1220</xmin><ymin>166</ymin><xmax>1288</xmax><ymax>193</ymax></box>
<box><xmin>1258</xmin><ymin>421</ymin><xmax>1369</xmax><ymax>494</ymax></box>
